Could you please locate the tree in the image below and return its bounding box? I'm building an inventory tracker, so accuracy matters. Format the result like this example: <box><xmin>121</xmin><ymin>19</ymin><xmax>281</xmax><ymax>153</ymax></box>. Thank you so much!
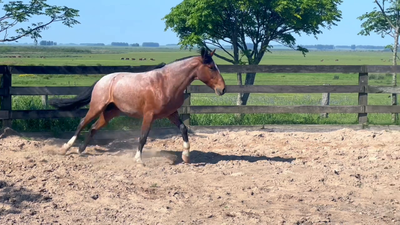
<box><xmin>0</xmin><ymin>0</ymin><xmax>79</xmax><ymax>44</ymax></box>
<box><xmin>358</xmin><ymin>0</ymin><xmax>400</xmax><ymax>122</ymax></box>
<box><xmin>163</xmin><ymin>0</ymin><xmax>342</xmax><ymax>105</ymax></box>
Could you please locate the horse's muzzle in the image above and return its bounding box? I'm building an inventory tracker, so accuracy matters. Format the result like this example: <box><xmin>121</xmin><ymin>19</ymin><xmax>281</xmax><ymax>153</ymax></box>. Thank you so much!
<box><xmin>215</xmin><ymin>87</ymin><xmax>226</xmax><ymax>96</ymax></box>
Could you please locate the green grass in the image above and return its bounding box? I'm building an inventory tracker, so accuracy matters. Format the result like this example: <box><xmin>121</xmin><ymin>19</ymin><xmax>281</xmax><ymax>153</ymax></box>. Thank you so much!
<box><xmin>2</xmin><ymin>46</ymin><xmax>400</xmax><ymax>132</ymax></box>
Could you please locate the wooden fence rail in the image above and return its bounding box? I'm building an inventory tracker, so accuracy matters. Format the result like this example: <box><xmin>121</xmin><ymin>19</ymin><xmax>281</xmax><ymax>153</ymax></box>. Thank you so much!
<box><xmin>2</xmin><ymin>65</ymin><xmax>400</xmax><ymax>127</ymax></box>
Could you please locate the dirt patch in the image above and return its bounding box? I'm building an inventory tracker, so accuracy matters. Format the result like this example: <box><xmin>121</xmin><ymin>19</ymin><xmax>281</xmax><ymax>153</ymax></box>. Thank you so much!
<box><xmin>1</xmin><ymin>127</ymin><xmax>400</xmax><ymax>224</ymax></box>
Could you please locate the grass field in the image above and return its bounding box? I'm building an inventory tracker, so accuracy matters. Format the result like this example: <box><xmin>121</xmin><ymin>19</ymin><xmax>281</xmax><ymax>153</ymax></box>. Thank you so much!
<box><xmin>1</xmin><ymin>45</ymin><xmax>399</xmax><ymax>132</ymax></box>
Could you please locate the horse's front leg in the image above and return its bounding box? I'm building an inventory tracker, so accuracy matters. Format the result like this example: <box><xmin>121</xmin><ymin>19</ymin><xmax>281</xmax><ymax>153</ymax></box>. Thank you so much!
<box><xmin>135</xmin><ymin>113</ymin><xmax>154</xmax><ymax>165</ymax></box>
<box><xmin>167</xmin><ymin>111</ymin><xmax>190</xmax><ymax>163</ymax></box>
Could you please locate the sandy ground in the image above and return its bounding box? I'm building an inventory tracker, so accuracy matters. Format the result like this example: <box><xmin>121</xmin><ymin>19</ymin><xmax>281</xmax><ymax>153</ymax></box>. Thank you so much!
<box><xmin>1</xmin><ymin>126</ymin><xmax>400</xmax><ymax>224</ymax></box>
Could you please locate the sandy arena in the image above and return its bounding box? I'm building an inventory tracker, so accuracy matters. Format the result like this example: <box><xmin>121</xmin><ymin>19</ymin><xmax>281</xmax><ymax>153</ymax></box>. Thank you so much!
<box><xmin>1</xmin><ymin>126</ymin><xmax>400</xmax><ymax>224</ymax></box>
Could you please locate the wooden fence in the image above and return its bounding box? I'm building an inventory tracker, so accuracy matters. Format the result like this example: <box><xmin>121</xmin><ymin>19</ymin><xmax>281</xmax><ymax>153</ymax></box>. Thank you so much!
<box><xmin>2</xmin><ymin>64</ymin><xmax>400</xmax><ymax>127</ymax></box>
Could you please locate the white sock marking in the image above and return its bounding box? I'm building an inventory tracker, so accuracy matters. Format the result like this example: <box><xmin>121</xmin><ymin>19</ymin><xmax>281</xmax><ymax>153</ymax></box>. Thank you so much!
<box><xmin>183</xmin><ymin>142</ymin><xmax>190</xmax><ymax>150</ymax></box>
<box><xmin>135</xmin><ymin>150</ymin><xmax>141</xmax><ymax>159</ymax></box>
<box><xmin>67</xmin><ymin>135</ymin><xmax>77</xmax><ymax>146</ymax></box>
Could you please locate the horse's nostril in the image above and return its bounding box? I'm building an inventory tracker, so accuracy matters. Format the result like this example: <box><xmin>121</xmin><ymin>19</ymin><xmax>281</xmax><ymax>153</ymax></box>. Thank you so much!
<box><xmin>222</xmin><ymin>88</ymin><xmax>226</xmax><ymax>94</ymax></box>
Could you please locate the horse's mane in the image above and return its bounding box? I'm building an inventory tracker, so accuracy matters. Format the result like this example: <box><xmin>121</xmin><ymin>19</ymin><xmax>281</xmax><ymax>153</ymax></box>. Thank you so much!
<box><xmin>155</xmin><ymin>47</ymin><xmax>211</xmax><ymax>69</ymax></box>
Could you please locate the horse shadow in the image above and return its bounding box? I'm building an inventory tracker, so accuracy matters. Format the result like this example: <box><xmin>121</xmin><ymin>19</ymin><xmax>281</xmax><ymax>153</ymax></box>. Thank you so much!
<box><xmin>0</xmin><ymin>180</ymin><xmax>48</xmax><ymax>216</ymax></box>
<box><xmin>83</xmin><ymin>140</ymin><xmax>295</xmax><ymax>165</ymax></box>
<box><xmin>156</xmin><ymin>150</ymin><xmax>296</xmax><ymax>165</ymax></box>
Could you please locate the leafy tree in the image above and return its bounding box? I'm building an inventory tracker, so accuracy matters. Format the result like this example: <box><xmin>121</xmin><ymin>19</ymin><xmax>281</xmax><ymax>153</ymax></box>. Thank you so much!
<box><xmin>163</xmin><ymin>0</ymin><xmax>342</xmax><ymax>105</ymax></box>
<box><xmin>0</xmin><ymin>0</ymin><xmax>79</xmax><ymax>44</ymax></box>
<box><xmin>358</xmin><ymin>0</ymin><xmax>400</xmax><ymax>122</ymax></box>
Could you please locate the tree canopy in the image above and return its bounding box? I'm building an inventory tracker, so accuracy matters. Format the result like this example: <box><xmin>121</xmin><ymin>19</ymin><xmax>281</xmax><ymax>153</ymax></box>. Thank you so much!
<box><xmin>358</xmin><ymin>0</ymin><xmax>400</xmax><ymax>57</ymax></box>
<box><xmin>163</xmin><ymin>0</ymin><xmax>342</xmax><ymax>105</ymax></box>
<box><xmin>163</xmin><ymin>0</ymin><xmax>342</xmax><ymax>65</ymax></box>
<box><xmin>0</xmin><ymin>0</ymin><xmax>80</xmax><ymax>43</ymax></box>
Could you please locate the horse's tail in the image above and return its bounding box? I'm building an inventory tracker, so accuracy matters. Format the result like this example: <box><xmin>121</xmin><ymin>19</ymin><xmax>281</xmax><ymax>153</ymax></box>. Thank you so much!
<box><xmin>49</xmin><ymin>81</ymin><xmax>98</xmax><ymax>111</ymax></box>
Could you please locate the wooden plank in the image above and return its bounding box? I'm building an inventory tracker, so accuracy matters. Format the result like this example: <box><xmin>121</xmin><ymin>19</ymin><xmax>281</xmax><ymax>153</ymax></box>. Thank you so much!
<box><xmin>10</xmin><ymin>108</ymin><xmax>186</xmax><ymax>119</ymax></box>
<box><xmin>217</xmin><ymin>65</ymin><xmax>367</xmax><ymax>73</ymax></box>
<box><xmin>366</xmin><ymin>105</ymin><xmax>400</xmax><ymax>113</ymax></box>
<box><xmin>366</xmin><ymin>65</ymin><xmax>400</xmax><ymax>73</ymax></box>
<box><xmin>6</xmin><ymin>65</ymin><xmax>400</xmax><ymax>75</ymax></box>
<box><xmin>189</xmin><ymin>106</ymin><xmax>363</xmax><ymax>114</ymax></box>
<box><xmin>10</xmin><ymin>64</ymin><xmax>166</xmax><ymax>74</ymax></box>
<box><xmin>358</xmin><ymin>73</ymin><xmax>368</xmax><ymax>124</ymax></box>
<box><xmin>10</xmin><ymin>85</ymin><xmax>363</xmax><ymax>96</ymax></box>
<box><xmin>366</xmin><ymin>86</ymin><xmax>400</xmax><ymax>94</ymax></box>
<box><xmin>11</xmin><ymin>87</ymin><xmax>90</xmax><ymax>95</ymax></box>
<box><xmin>188</xmin><ymin>85</ymin><xmax>363</xmax><ymax>94</ymax></box>
<box><xmin>10</xmin><ymin>109</ymin><xmax>90</xmax><ymax>119</ymax></box>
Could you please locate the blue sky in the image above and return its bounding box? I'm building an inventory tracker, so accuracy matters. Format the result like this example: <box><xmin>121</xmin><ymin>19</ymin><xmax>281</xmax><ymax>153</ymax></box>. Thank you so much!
<box><xmin>8</xmin><ymin>0</ymin><xmax>393</xmax><ymax>46</ymax></box>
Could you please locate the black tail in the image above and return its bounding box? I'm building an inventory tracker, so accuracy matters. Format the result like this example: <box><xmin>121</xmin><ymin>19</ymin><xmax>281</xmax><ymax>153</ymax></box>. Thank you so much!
<box><xmin>49</xmin><ymin>81</ymin><xmax>98</xmax><ymax>111</ymax></box>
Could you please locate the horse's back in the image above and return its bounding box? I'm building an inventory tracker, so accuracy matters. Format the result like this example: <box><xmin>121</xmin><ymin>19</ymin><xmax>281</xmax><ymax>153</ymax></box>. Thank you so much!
<box><xmin>97</xmin><ymin>71</ymin><xmax>163</xmax><ymax>117</ymax></box>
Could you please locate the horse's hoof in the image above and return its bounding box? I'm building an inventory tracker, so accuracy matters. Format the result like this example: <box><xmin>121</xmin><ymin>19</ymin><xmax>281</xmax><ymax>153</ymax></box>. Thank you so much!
<box><xmin>136</xmin><ymin>161</ymin><xmax>146</xmax><ymax>167</ymax></box>
<box><xmin>59</xmin><ymin>144</ymin><xmax>70</xmax><ymax>155</ymax></box>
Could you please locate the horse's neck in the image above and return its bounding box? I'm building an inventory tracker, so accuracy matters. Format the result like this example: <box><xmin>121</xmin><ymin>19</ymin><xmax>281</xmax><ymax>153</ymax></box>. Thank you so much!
<box><xmin>165</xmin><ymin>58</ymin><xmax>198</xmax><ymax>94</ymax></box>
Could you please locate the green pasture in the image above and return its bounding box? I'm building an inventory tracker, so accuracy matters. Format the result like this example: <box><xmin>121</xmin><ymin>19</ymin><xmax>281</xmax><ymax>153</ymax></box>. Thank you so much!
<box><xmin>0</xmin><ymin>45</ymin><xmax>395</xmax><ymax>66</ymax></box>
<box><xmin>1</xmin><ymin>46</ymin><xmax>399</xmax><ymax>132</ymax></box>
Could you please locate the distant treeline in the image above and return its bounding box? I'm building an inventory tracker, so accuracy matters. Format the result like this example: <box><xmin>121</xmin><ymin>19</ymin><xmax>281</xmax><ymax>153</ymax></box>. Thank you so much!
<box><xmin>299</xmin><ymin>44</ymin><xmax>391</xmax><ymax>51</ymax></box>
<box><xmin>35</xmin><ymin>41</ymin><xmax>391</xmax><ymax>51</ymax></box>
<box><xmin>74</xmin><ymin>42</ymin><xmax>159</xmax><ymax>47</ymax></box>
<box><xmin>80</xmin><ymin>43</ymin><xmax>105</xmax><ymax>46</ymax></box>
<box><xmin>39</xmin><ymin>40</ymin><xmax>57</xmax><ymax>46</ymax></box>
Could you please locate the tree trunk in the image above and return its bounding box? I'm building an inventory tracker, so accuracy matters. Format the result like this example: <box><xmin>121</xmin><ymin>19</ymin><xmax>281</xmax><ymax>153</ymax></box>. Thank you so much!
<box><xmin>236</xmin><ymin>72</ymin><xmax>243</xmax><ymax>105</ymax></box>
<box><xmin>232</xmin><ymin>17</ymin><xmax>243</xmax><ymax>107</ymax></box>
<box><xmin>240</xmin><ymin>72</ymin><xmax>257</xmax><ymax>105</ymax></box>
<box><xmin>392</xmin><ymin>30</ymin><xmax>399</xmax><ymax>123</ymax></box>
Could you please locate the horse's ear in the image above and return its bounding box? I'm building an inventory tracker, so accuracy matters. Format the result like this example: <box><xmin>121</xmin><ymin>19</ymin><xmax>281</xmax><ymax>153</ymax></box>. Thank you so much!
<box><xmin>210</xmin><ymin>49</ymin><xmax>216</xmax><ymax>57</ymax></box>
<box><xmin>200</xmin><ymin>47</ymin><xmax>208</xmax><ymax>58</ymax></box>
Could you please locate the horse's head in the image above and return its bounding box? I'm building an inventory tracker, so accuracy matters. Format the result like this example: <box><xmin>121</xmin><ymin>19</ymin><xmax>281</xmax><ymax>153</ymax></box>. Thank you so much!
<box><xmin>195</xmin><ymin>48</ymin><xmax>226</xmax><ymax>96</ymax></box>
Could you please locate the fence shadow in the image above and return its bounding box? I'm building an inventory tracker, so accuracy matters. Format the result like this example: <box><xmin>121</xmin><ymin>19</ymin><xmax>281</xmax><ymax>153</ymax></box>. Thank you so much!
<box><xmin>0</xmin><ymin>180</ymin><xmax>49</xmax><ymax>216</ymax></box>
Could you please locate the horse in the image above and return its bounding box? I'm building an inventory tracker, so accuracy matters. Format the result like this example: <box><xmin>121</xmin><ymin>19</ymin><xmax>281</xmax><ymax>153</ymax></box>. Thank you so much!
<box><xmin>49</xmin><ymin>48</ymin><xmax>226</xmax><ymax>165</ymax></box>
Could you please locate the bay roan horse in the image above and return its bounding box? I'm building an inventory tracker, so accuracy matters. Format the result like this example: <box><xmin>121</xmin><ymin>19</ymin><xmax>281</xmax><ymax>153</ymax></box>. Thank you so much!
<box><xmin>49</xmin><ymin>48</ymin><xmax>226</xmax><ymax>164</ymax></box>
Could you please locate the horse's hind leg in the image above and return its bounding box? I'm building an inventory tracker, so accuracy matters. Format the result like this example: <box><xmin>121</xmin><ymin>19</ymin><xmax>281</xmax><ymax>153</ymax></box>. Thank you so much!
<box><xmin>134</xmin><ymin>113</ymin><xmax>154</xmax><ymax>164</ymax></box>
<box><xmin>78</xmin><ymin>106</ymin><xmax>120</xmax><ymax>154</ymax></box>
<box><xmin>167</xmin><ymin>111</ymin><xmax>190</xmax><ymax>164</ymax></box>
<box><xmin>60</xmin><ymin>107</ymin><xmax>103</xmax><ymax>155</ymax></box>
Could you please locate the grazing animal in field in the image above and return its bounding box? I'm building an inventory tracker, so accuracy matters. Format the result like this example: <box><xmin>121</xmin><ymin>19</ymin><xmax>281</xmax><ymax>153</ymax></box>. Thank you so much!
<box><xmin>121</xmin><ymin>57</ymin><xmax>124</xmax><ymax>60</ymax></box>
<box><xmin>125</xmin><ymin>58</ymin><xmax>130</xmax><ymax>60</ymax></box>
<box><xmin>150</xmin><ymin>58</ymin><xmax>155</xmax><ymax>61</ymax></box>
<box><xmin>49</xmin><ymin>48</ymin><xmax>226</xmax><ymax>165</ymax></box>
<box><xmin>131</xmin><ymin>58</ymin><xmax>135</xmax><ymax>60</ymax></box>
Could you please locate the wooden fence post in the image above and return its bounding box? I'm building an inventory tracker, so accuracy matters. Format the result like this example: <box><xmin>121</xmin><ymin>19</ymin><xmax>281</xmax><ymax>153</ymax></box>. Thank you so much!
<box><xmin>320</xmin><ymin>84</ymin><xmax>330</xmax><ymax>118</ymax></box>
<box><xmin>181</xmin><ymin>89</ymin><xmax>191</xmax><ymax>127</ymax></box>
<box><xmin>41</xmin><ymin>95</ymin><xmax>48</xmax><ymax>107</ymax></box>
<box><xmin>1</xmin><ymin>66</ymin><xmax>12</xmax><ymax>128</ymax></box>
<box><xmin>358</xmin><ymin>72</ymin><xmax>368</xmax><ymax>124</ymax></box>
